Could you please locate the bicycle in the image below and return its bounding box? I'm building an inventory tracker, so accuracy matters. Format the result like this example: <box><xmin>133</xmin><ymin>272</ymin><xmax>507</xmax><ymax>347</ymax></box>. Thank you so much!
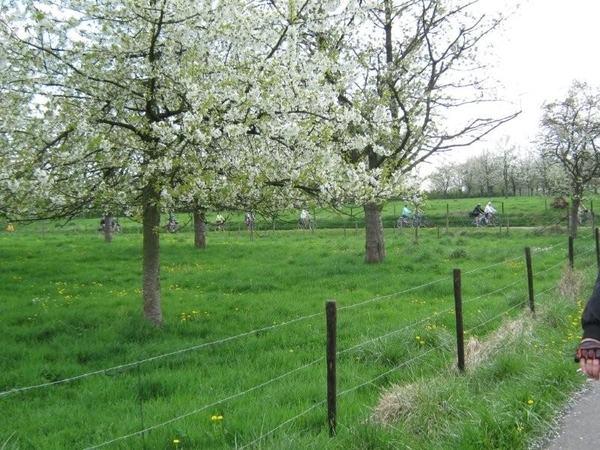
<box><xmin>98</xmin><ymin>220</ymin><xmax>121</xmax><ymax>233</ymax></box>
<box><xmin>215</xmin><ymin>221</ymin><xmax>227</xmax><ymax>232</ymax></box>
<box><xmin>396</xmin><ymin>216</ymin><xmax>412</xmax><ymax>228</ymax></box>
<box><xmin>467</xmin><ymin>214</ymin><xmax>482</xmax><ymax>227</ymax></box>
<box><xmin>468</xmin><ymin>213</ymin><xmax>496</xmax><ymax>227</ymax></box>
<box><xmin>397</xmin><ymin>215</ymin><xmax>427</xmax><ymax>228</ymax></box>
<box><xmin>413</xmin><ymin>214</ymin><xmax>427</xmax><ymax>228</ymax></box>
<box><xmin>298</xmin><ymin>217</ymin><xmax>316</xmax><ymax>230</ymax></box>
<box><xmin>480</xmin><ymin>213</ymin><xmax>497</xmax><ymax>227</ymax></box>
<box><xmin>165</xmin><ymin>221</ymin><xmax>179</xmax><ymax>233</ymax></box>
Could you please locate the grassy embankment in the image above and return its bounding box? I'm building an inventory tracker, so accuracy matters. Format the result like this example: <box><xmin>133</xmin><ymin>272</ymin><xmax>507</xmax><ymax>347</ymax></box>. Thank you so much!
<box><xmin>0</xmin><ymin>202</ymin><xmax>596</xmax><ymax>449</ymax></box>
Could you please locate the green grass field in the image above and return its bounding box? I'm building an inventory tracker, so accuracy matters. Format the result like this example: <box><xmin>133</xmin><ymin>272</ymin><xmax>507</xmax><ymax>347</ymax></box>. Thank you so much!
<box><xmin>0</xmin><ymin>203</ymin><xmax>597</xmax><ymax>449</ymax></box>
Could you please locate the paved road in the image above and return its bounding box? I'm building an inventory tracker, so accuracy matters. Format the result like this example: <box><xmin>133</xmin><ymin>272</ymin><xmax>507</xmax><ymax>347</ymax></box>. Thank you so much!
<box><xmin>539</xmin><ymin>379</ymin><xmax>600</xmax><ymax>450</ymax></box>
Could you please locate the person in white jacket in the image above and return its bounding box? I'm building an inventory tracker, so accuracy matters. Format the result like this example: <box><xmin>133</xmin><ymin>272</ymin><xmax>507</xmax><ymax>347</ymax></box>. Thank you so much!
<box><xmin>484</xmin><ymin>202</ymin><xmax>496</xmax><ymax>221</ymax></box>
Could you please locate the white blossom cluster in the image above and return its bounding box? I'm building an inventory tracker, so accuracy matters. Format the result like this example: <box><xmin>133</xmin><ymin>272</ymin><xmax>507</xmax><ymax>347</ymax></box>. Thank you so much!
<box><xmin>0</xmin><ymin>0</ymin><xmax>513</xmax><ymax>222</ymax></box>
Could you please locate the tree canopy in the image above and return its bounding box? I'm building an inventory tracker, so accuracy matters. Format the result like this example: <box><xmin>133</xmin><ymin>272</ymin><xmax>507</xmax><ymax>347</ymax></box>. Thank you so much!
<box><xmin>0</xmin><ymin>0</ymin><xmax>520</xmax><ymax>322</ymax></box>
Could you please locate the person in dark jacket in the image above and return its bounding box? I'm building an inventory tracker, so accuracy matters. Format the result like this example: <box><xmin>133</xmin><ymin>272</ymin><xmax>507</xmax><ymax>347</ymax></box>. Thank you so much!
<box><xmin>577</xmin><ymin>272</ymin><xmax>600</xmax><ymax>380</ymax></box>
<box><xmin>472</xmin><ymin>203</ymin><xmax>485</xmax><ymax>216</ymax></box>
<box><xmin>471</xmin><ymin>203</ymin><xmax>485</xmax><ymax>226</ymax></box>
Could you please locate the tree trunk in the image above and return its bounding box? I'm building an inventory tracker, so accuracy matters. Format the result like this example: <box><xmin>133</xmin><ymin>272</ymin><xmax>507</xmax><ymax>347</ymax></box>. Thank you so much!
<box><xmin>194</xmin><ymin>208</ymin><xmax>207</xmax><ymax>249</ymax></box>
<box><xmin>570</xmin><ymin>198</ymin><xmax>580</xmax><ymax>238</ymax></box>
<box><xmin>364</xmin><ymin>203</ymin><xmax>385</xmax><ymax>263</ymax></box>
<box><xmin>142</xmin><ymin>202</ymin><xmax>162</xmax><ymax>325</ymax></box>
<box><xmin>103</xmin><ymin>213</ymin><xmax>113</xmax><ymax>243</ymax></box>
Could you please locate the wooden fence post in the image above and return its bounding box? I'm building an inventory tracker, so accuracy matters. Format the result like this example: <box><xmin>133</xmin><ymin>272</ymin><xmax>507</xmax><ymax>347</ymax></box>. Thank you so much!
<box><xmin>446</xmin><ymin>203</ymin><xmax>450</xmax><ymax>231</ymax></box>
<box><xmin>525</xmin><ymin>247</ymin><xmax>535</xmax><ymax>316</ymax></box>
<box><xmin>326</xmin><ymin>300</ymin><xmax>337</xmax><ymax>437</ymax></box>
<box><xmin>453</xmin><ymin>269</ymin><xmax>465</xmax><ymax>372</ymax></box>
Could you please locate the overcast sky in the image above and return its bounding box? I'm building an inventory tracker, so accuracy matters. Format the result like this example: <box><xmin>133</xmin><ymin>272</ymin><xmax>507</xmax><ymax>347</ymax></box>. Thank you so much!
<box><xmin>420</xmin><ymin>0</ymin><xmax>600</xmax><ymax>177</ymax></box>
<box><xmin>477</xmin><ymin>0</ymin><xmax>600</xmax><ymax>151</ymax></box>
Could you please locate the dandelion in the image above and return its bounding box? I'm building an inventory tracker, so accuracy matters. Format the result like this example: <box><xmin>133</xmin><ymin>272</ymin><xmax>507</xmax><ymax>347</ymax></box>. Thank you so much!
<box><xmin>527</xmin><ymin>398</ymin><xmax>534</xmax><ymax>405</ymax></box>
<box><xmin>211</xmin><ymin>415</ymin><xmax>224</xmax><ymax>421</ymax></box>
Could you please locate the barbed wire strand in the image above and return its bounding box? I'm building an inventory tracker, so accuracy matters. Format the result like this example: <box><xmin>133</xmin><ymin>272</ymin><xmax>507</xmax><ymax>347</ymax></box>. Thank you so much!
<box><xmin>466</xmin><ymin>301</ymin><xmax>525</xmax><ymax>335</ymax></box>
<box><xmin>1</xmin><ymin>241</ymin><xmax>556</xmax><ymax>397</ymax></box>
<box><xmin>239</xmin><ymin>298</ymin><xmax>543</xmax><ymax>449</ymax></box>
<box><xmin>84</xmin><ymin>269</ymin><xmax>537</xmax><ymax>449</ymax></box>
<box><xmin>237</xmin><ymin>401</ymin><xmax>326</xmax><ymax>450</ymax></box>
<box><xmin>3</xmin><ymin>232</ymin><xmax>592</xmax><ymax>448</ymax></box>
<box><xmin>0</xmin><ymin>275</ymin><xmax>454</xmax><ymax>397</ymax></box>
<box><xmin>0</xmin><ymin>311</ymin><xmax>326</xmax><ymax>398</ymax></box>
<box><xmin>83</xmin><ymin>357</ymin><xmax>324</xmax><ymax>450</ymax></box>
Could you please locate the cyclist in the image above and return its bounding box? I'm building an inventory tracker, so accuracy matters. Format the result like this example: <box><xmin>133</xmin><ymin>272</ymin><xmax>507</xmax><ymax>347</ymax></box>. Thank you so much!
<box><xmin>471</xmin><ymin>203</ymin><xmax>485</xmax><ymax>226</ymax></box>
<box><xmin>244</xmin><ymin>211</ymin><xmax>255</xmax><ymax>230</ymax></box>
<box><xmin>216</xmin><ymin>213</ymin><xmax>225</xmax><ymax>231</ymax></box>
<box><xmin>165</xmin><ymin>214</ymin><xmax>178</xmax><ymax>233</ymax></box>
<box><xmin>397</xmin><ymin>204</ymin><xmax>412</xmax><ymax>227</ymax></box>
<box><xmin>299</xmin><ymin>209</ymin><xmax>310</xmax><ymax>229</ymax></box>
<box><xmin>484</xmin><ymin>201</ymin><xmax>497</xmax><ymax>225</ymax></box>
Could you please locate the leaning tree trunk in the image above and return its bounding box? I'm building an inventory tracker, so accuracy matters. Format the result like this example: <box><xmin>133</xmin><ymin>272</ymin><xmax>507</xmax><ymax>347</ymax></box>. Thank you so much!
<box><xmin>103</xmin><ymin>213</ymin><xmax>114</xmax><ymax>243</ymax></box>
<box><xmin>142</xmin><ymin>201</ymin><xmax>162</xmax><ymax>325</ymax></box>
<box><xmin>194</xmin><ymin>208</ymin><xmax>207</xmax><ymax>249</ymax></box>
<box><xmin>364</xmin><ymin>203</ymin><xmax>385</xmax><ymax>263</ymax></box>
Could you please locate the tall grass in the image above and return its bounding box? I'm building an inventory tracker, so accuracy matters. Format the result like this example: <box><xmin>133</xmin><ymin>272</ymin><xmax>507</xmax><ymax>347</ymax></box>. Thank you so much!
<box><xmin>0</xmin><ymin>221</ymin><xmax>594</xmax><ymax>449</ymax></box>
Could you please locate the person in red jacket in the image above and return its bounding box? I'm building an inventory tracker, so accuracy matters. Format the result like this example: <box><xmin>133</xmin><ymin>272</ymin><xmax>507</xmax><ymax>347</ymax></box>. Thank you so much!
<box><xmin>577</xmin><ymin>272</ymin><xmax>600</xmax><ymax>380</ymax></box>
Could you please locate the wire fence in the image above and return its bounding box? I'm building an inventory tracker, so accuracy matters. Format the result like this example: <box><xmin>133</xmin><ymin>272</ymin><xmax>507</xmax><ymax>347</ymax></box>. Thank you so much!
<box><xmin>2</xmin><ymin>222</ymin><xmax>598</xmax><ymax>449</ymax></box>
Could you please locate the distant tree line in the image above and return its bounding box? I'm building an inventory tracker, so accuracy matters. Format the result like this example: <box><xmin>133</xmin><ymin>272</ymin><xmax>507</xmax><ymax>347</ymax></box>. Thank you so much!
<box><xmin>427</xmin><ymin>142</ymin><xmax>600</xmax><ymax>200</ymax></box>
<box><xmin>428</xmin><ymin>80</ymin><xmax>600</xmax><ymax>239</ymax></box>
